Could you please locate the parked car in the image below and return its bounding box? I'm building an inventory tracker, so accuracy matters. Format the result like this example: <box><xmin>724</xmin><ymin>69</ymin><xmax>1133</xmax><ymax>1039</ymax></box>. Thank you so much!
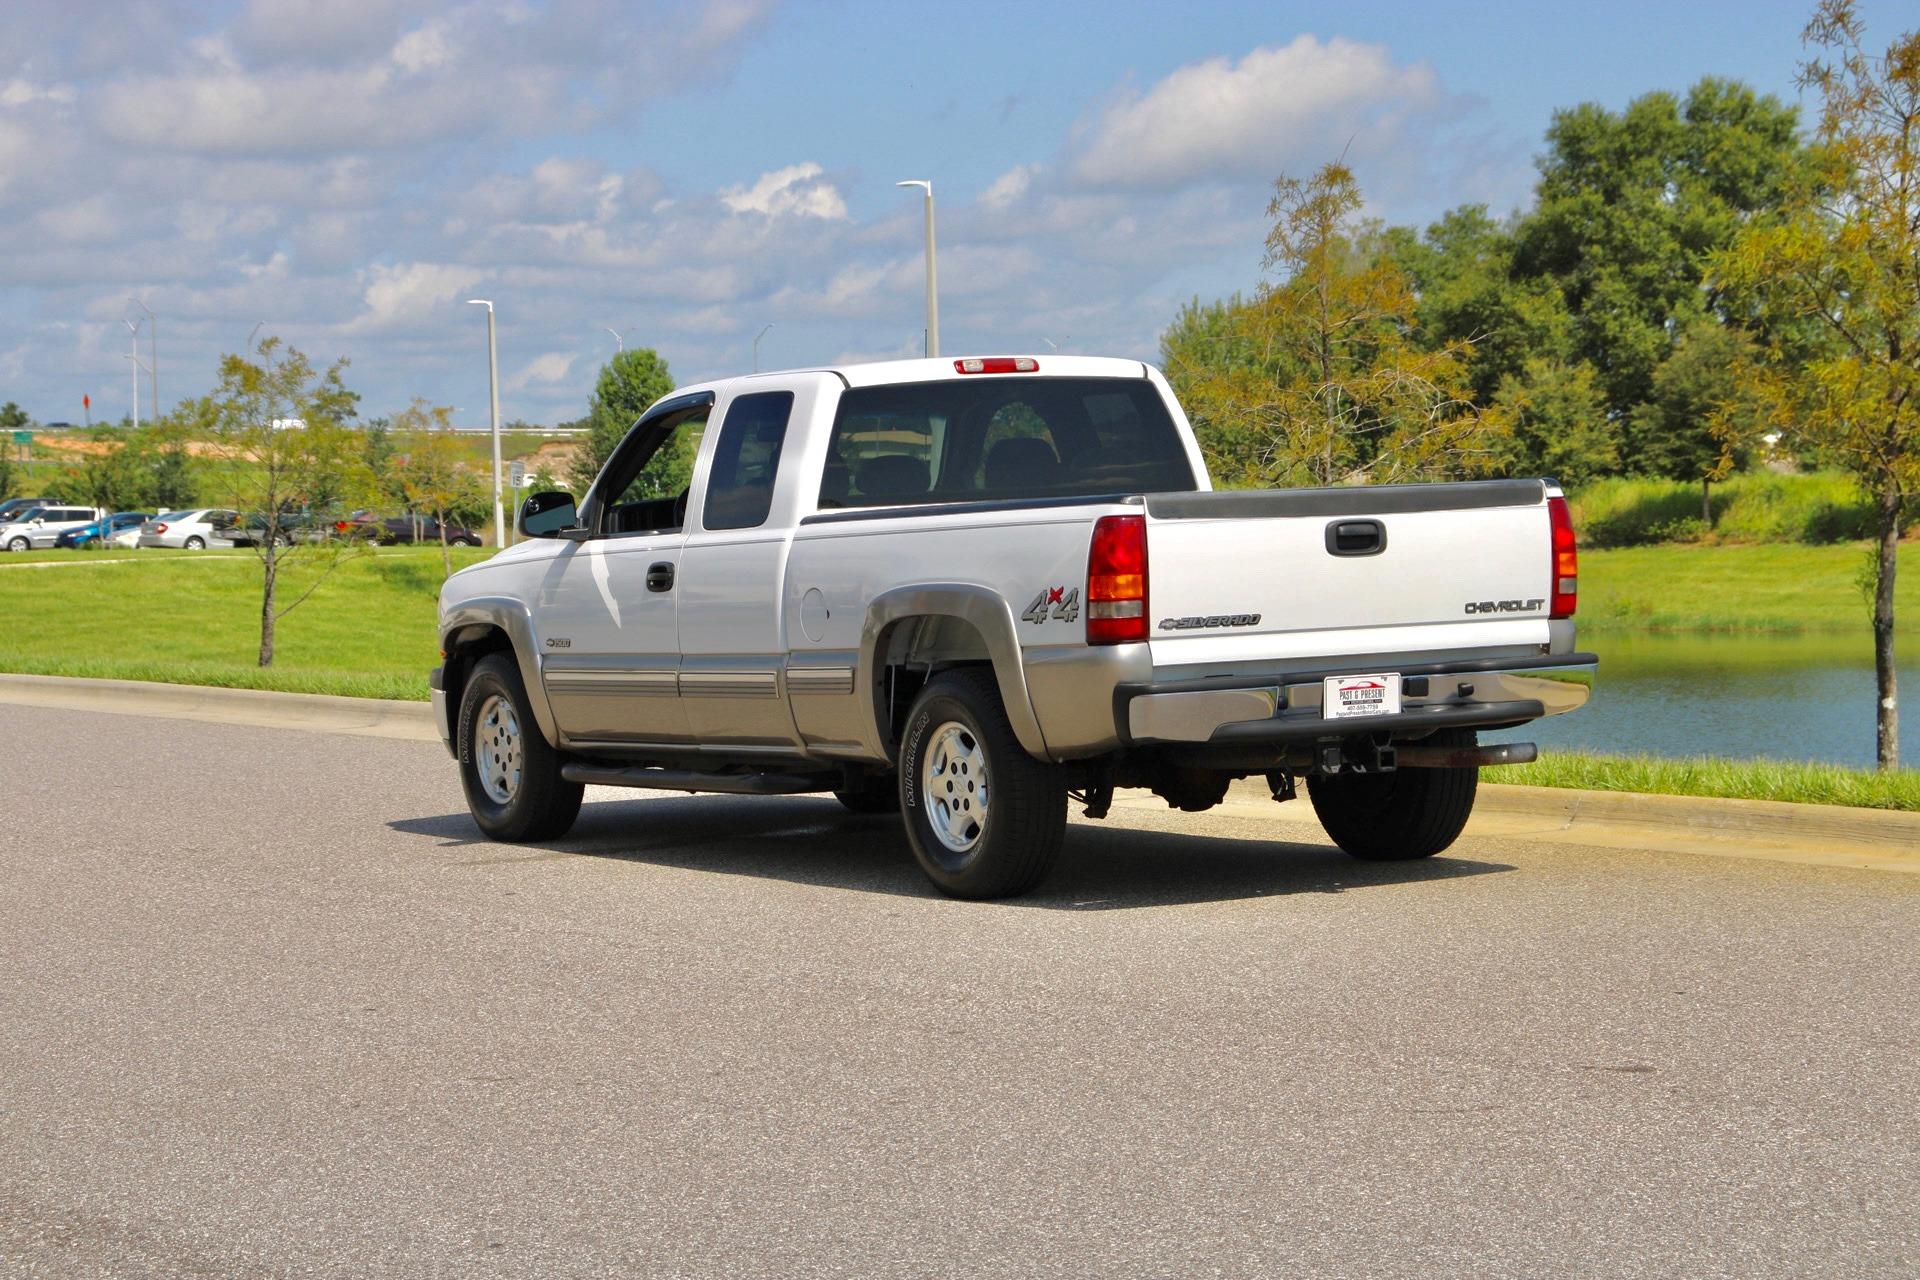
<box><xmin>136</xmin><ymin>509</ymin><xmax>239</xmax><ymax>550</ymax></box>
<box><xmin>218</xmin><ymin>511</ymin><xmax>316</xmax><ymax>548</ymax></box>
<box><xmin>55</xmin><ymin>512</ymin><xmax>152</xmax><ymax>549</ymax></box>
<box><xmin>434</xmin><ymin>354</ymin><xmax>1595</xmax><ymax>899</ymax></box>
<box><xmin>0</xmin><ymin>497</ymin><xmax>59</xmax><ymax>525</ymax></box>
<box><xmin>0</xmin><ymin>505</ymin><xmax>107</xmax><ymax>551</ymax></box>
<box><xmin>335</xmin><ymin>512</ymin><xmax>484</xmax><ymax>546</ymax></box>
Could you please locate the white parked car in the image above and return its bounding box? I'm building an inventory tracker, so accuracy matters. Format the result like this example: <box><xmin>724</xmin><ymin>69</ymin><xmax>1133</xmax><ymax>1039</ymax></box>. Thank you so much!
<box><xmin>0</xmin><ymin>505</ymin><xmax>106</xmax><ymax>552</ymax></box>
<box><xmin>136</xmin><ymin>509</ymin><xmax>240</xmax><ymax>550</ymax></box>
<box><xmin>433</xmin><ymin>354</ymin><xmax>1595</xmax><ymax>899</ymax></box>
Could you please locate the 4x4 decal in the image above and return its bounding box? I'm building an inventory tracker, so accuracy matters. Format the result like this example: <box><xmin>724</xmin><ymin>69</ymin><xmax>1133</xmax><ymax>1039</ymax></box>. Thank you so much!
<box><xmin>1020</xmin><ymin>586</ymin><xmax>1080</xmax><ymax>625</ymax></box>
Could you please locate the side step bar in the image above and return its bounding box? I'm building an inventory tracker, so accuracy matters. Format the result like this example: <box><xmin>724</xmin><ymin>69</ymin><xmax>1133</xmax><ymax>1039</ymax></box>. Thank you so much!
<box><xmin>559</xmin><ymin>763</ymin><xmax>834</xmax><ymax>795</ymax></box>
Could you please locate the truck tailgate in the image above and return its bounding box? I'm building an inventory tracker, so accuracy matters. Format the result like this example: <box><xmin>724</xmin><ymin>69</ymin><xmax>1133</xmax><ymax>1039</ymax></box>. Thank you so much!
<box><xmin>1143</xmin><ymin>479</ymin><xmax>1553</xmax><ymax>664</ymax></box>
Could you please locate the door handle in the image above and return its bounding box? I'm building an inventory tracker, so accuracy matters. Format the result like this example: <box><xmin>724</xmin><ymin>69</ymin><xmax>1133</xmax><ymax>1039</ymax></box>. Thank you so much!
<box><xmin>646</xmin><ymin>561</ymin><xmax>675</xmax><ymax>592</ymax></box>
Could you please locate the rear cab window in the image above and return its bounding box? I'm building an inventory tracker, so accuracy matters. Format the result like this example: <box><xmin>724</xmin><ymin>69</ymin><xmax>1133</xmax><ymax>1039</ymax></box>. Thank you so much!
<box><xmin>818</xmin><ymin>377</ymin><xmax>1196</xmax><ymax>510</ymax></box>
<box><xmin>703</xmin><ymin>392</ymin><xmax>794</xmax><ymax>531</ymax></box>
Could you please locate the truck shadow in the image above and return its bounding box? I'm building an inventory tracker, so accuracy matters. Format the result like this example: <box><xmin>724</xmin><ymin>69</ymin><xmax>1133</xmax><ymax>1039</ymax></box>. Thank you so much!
<box><xmin>389</xmin><ymin>793</ymin><xmax>1513</xmax><ymax>910</ymax></box>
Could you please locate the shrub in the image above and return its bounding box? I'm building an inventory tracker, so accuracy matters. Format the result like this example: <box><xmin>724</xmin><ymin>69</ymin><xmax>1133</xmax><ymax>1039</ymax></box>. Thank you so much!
<box><xmin>1569</xmin><ymin>471</ymin><xmax>1883</xmax><ymax>547</ymax></box>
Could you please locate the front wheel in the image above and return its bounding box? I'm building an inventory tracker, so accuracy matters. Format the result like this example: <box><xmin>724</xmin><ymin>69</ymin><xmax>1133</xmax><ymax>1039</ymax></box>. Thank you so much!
<box><xmin>6</xmin><ymin>536</ymin><xmax>27</xmax><ymax>553</ymax></box>
<box><xmin>899</xmin><ymin>669</ymin><xmax>1065</xmax><ymax>899</ymax></box>
<box><xmin>1307</xmin><ymin>729</ymin><xmax>1479</xmax><ymax>860</ymax></box>
<box><xmin>458</xmin><ymin>653</ymin><xmax>584</xmax><ymax>841</ymax></box>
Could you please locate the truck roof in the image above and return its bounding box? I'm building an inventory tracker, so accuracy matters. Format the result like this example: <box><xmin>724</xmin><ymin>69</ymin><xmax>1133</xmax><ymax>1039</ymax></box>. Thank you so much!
<box><xmin>684</xmin><ymin>354</ymin><xmax>1156</xmax><ymax>398</ymax></box>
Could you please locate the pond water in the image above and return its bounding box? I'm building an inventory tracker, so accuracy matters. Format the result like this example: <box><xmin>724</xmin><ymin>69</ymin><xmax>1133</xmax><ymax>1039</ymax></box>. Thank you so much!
<box><xmin>1489</xmin><ymin>633</ymin><xmax>1918</xmax><ymax>768</ymax></box>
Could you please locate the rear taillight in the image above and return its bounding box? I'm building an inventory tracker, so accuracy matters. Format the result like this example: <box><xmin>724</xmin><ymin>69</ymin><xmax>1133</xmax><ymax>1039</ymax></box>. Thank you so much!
<box><xmin>1548</xmin><ymin>496</ymin><xmax>1578</xmax><ymax>618</ymax></box>
<box><xmin>153</xmin><ymin>523</ymin><xmax>168</xmax><ymax>534</ymax></box>
<box><xmin>1087</xmin><ymin>514</ymin><xmax>1148</xmax><ymax>645</ymax></box>
<box><xmin>954</xmin><ymin>357</ymin><xmax>1038</xmax><ymax>374</ymax></box>
<box><xmin>335</xmin><ymin>521</ymin><xmax>351</xmax><ymax>533</ymax></box>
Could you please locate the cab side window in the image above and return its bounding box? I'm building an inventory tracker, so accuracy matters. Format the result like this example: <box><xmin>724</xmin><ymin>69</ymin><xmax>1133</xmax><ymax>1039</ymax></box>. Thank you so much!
<box><xmin>702</xmin><ymin>392</ymin><xmax>794</xmax><ymax>531</ymax></box>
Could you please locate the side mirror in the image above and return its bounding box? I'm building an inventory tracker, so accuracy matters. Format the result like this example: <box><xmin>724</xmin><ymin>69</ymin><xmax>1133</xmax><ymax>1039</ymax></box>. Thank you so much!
<box><xmin>519</xmin><ymin>491</ymin><xmax>582</xmax><ymax>539</ymax></box>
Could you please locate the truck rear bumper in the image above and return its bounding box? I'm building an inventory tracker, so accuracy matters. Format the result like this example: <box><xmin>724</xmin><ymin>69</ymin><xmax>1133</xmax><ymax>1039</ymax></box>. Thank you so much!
<box><xmin>1119</xmin><ymin>653</ymin><xmax>1596</xmax><ymax>748</ymax></box>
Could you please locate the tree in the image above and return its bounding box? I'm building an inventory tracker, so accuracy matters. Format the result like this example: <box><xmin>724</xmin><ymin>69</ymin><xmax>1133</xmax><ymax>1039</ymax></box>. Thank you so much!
<box><xmin>390</xmin><ymin>398</ymin><xmax>482</xmax><ymax>577</ymax></box>
<box><xmin>208</xmin><ymin>338</ymin><xmax>375</xmax><ymax>667</ymax></box>
<box><xmin>569</xmin><ymin>347</ymin><xmax>677</xmax><ymax>492</ymax></box>
<box><xmin>0</xmin><ymin>402</ymin><xmax>27</xmax><ymax>435</ymax></box>
<box><xmin>1515</xmin><ymin>78</ymin><xmax>1811</xmax><ymax>427</ymax></box>
<box><xmin>1386</xmin><ymin>205</ymin><xmax>1577</xmax><ymax>407</ymax></box>
<box><xmin>1163</xmin><ymin>162</ymin><xmax>1507</xmax><ymax>489</ymax></box>
<box><xmin>1493</xmin><ymin>359</ymin><xmax>1619</xmax><ymax>487</ymax></box>
<box><xmin>1625</xmin><ymin>318</ymin><xmax>1759</xmax><ymax>521</ymax></box>
<box><xmin>1713</xmin><ymin>0</ymin><xmax>1920</xmax><ymax>768</ymax></box>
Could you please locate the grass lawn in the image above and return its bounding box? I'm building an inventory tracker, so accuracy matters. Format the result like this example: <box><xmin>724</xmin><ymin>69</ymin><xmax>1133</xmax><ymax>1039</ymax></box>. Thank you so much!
<box><xmin>1492</xmin><ymin>751</ymin><xmax>1920</xmax><ymax>812</ymax></box>
<box><xmin>2</xmin><ymin>541</ymin><xmax>1918</xmax><ymax>812</ymax></box>
<box><xmin>0</xmin><ymin>546</ymin><xmax>488</xmax><ymax>700</ymax></box>
<box><xmin>1579</xmin><ymin>543</ymin><xmax>1917</xmax><ymax>633</ymax></box>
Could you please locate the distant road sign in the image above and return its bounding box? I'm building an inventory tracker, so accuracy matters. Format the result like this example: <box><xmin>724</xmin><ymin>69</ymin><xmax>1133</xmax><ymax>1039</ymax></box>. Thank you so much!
<box><xmin>509</xmin><ymin>460</ymin><xmax>527</xmax><ymax>488</ymax></box>
<box><xmin>10</xmin><ymin>431</ymin><xmax>29</xmax><ymax>444</ymax></box>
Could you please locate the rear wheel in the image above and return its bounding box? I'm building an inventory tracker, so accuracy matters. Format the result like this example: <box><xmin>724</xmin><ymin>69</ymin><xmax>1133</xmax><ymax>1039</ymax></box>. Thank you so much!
<box><xmin>898</xmin><ymin>669</ymin><xmax>1065</xmax><ymax>899</ymax></box>
<box><xmin>1307</xmin><ymin>729</ymin><xmax>1479</xmax><ymax>860</ymax></box>
<box><xmin>183</xmin><ymin>535</ymin><xmax>206</xmax><ymax>550</ymax></box>
<box><xmin>458</xmin><ymin>652</ymin><xmax>583</xmax><ymax>842</ymax></box>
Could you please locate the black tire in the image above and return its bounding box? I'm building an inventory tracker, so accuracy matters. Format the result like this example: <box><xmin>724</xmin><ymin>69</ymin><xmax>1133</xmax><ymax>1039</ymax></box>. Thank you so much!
<box><xmin>834</xmin><ymin>771</ymin><xmax>899</xmax><ymax>814</ymax></box>
<box><xmin>183</xmin><ymin>535</ymin><xmax>205</xmax><ymax>550</ymax></box>
<box><xmin>1307</xmin><ymin>729</ymin><xmax>1479</xmax><ymax>860</ymax></box>
<box><xmin>6</xmin><ymin>536</ymin><xmax>28</xmax><ymax>553</ymax></box>
<box><xmin>458</xmin><ymin>652</ymin><xmax>584</xmax><ymax>842</ymax></box>
<box><xmin>898</xmin><ymin>669</ymin><xmax>1065</xmax><ymax>899</ymax></box>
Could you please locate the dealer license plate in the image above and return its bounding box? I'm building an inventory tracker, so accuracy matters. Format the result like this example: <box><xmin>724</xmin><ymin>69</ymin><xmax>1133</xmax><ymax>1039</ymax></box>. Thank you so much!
<box><xmin>1324</xmin><ymin>673</ymin><xmax>1402</xmax><ymax>719</ymax></box>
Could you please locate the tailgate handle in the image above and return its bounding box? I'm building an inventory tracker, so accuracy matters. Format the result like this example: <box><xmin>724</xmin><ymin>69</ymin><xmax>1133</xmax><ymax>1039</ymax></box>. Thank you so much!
<box><xmin>1325</xmin><ymin>519</ymin><xmax>1386</xmax><ymax>557</ymax></box>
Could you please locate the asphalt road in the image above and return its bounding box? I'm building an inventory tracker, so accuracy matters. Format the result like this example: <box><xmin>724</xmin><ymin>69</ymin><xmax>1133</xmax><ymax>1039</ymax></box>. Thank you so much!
<box><xmin>2</xmin><ymin>701</ymin><xmax>1915</xmax><ymax>1279</ymax></box>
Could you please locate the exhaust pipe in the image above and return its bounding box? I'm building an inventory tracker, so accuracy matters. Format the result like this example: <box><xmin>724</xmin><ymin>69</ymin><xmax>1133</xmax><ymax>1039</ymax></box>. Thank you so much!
<box><xmin>1394</xmin><ymin>741</ymin><xmax>1538</xmax><ymax>769</ymax></box>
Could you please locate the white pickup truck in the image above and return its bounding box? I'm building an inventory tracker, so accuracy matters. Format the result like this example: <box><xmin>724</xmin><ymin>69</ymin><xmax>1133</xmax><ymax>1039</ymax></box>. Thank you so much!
<box><xmin>434</xmin><ymin>355</ymin><xmax>1594</xmax><ymax>897</ymax></box>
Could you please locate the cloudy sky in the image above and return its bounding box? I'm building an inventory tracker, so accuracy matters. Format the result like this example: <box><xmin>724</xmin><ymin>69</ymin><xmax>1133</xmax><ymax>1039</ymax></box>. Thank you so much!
<box><xmin>1</xmin><ymin>0</ymin><xmax>1816</xmax><ymax>427</ymax></box>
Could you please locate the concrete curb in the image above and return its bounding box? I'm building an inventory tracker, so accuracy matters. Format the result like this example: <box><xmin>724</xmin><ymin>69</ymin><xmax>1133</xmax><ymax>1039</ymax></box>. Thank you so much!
<box><xmin>3</xmin><ymin>673</ymin><xmax>1913</xmax><ymax>872</ymax></box>
<box><xmin>0</xmin><ymin>672</ymin><xmax>436</xmax><ymax>742</ymax></box>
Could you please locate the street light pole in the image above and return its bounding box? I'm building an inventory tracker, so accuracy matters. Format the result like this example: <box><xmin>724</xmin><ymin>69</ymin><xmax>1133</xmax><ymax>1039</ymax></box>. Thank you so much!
<box><xmin>467</xmin><ymin>300</ymin><xmax>505</xmax><ymax>548</ymax></box>
<box><xmin>896</xmin><ymin>180</ymin><xmax>939</xmax><ymax>357</ymax></box>
<box><xmin>123</xmin><ymin>316</ymin><xmax>141</xmax><ymax>431</ymax></box>
<box><xmin>129</xmin><ymin>297</ymin><xmax>156</xmax><ymax>420</ymax></box>
<box><xmin>753</xmin><ymin>323</ymin><xmax>773</xmax><ymax>372</ymax></box>
<box><xmin>603</xmin><ymin>326</ymin><xmax>624</xmax><ymax>353</ymax></box>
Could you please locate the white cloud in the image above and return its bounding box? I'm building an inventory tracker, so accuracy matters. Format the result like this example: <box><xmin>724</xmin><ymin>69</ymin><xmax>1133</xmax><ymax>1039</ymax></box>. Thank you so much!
<box><xmin>980</xmin><ymin>164</ymin><xmax>1037</xmax><ymax>210</ymax></box>
<box><xmin>390</xmin><ymin>20</ymin><xmax>457</xmax><ymax>74</ymax></box>
<box><xmin>343</xmin><ymin>261</ymin><xmax>483</xmax><ymax>333</ymax></box>
<box><xmin>720</xmin><ymin>163</ymin><xmax>848</xmax><ymax>220</ymax></box>
<box><xmin>0</xmin><ymin>78</ymin><xmax>76</xmax><ymax>107</ymax></box>
<box><xmin>507</xmin><ymin>351</ymin><xmax>575</xmax><ymax>392</ymax></box>
<box><xmin>1069</xmin><ymin>36</ymin><xmax>1451</xmax><ymax>190</ymax></box>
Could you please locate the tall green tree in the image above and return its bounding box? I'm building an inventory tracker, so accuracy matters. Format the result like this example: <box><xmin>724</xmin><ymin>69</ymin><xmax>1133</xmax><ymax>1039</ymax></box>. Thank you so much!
<box><xmin>1164</xmin><ymin>162</ymin><xmax>1506</xmax><ymax>488</ymax></box>
<box><xmin>209</xmin><ymin>338</ymin><xmax>375</xmax><ymax>667</ymax></box>
<box><xmin>1387</xmin><ymin>206</ymin><xmax>1575</xmax><ymax>406</ymax></box>
<box><xmin>1514</xmin><ymin>78</ymin><xmax>1810</xmax><ymax>443</ymax></box>
<box><xmin>569</xmin><ymin>348</ymin><xmax>677</xmax><ymax>493</ymax></box>
<box><xmin>1625</xmin><ymin>318</ymin><xmax>1759</xmax><ymax>521</ymax></box>
<box><xmin>1714</xmin><ymin>0</ymin><xmax>1920</xmax><ymax>768</ymax></box>
<box><xmin>1492</xmin><ymin>359</ymin><xmax>1619</xmax><ymax>486</ymax></box>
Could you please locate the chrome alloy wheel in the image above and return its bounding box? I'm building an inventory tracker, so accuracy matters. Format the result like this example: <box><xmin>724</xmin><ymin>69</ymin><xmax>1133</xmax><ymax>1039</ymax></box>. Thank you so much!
<box><xmin>920</xmin><ymin>720</ymin><xmax>990</xmax><ymax>854</ymax></box>
<box><xmin>476</xmin><ymin>693</ymin><xmax>523</xmax><ymax>805</ymax></box>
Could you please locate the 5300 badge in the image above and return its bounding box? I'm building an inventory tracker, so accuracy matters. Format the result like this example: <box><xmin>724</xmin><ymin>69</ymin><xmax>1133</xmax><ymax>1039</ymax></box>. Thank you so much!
<box><xmin>1020</xmin><ymin>586</ymin><xmax>1080</xmax><ymax>625</ymax></box>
